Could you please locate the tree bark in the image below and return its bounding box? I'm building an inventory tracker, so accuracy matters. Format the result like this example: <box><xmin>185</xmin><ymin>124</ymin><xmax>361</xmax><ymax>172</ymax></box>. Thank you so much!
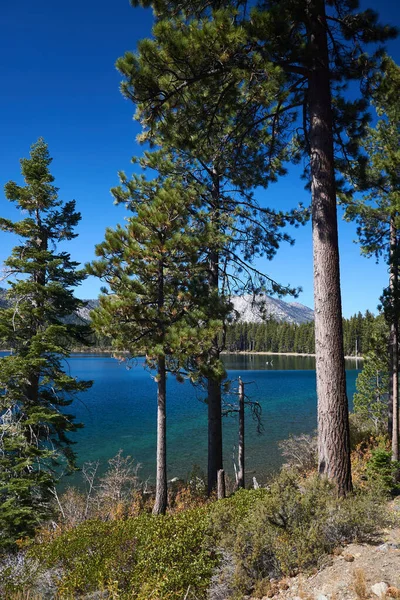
<box><xmin>217</xmin><ymin>468</ymin><xmax>226</xmax><ymax>499</ymax></box>
<box><xmin>207</xmin><ymin>352</ymin><xmax>223</xmax><ymax>494</ymax></box>
<box><xmin>207</xmin><ymin>169</ymin><xmax>223</xmax><ymax>495</ymax></box>
<box><xmin>237</xmin><ymin>377</ymin><xmax>245</xmax><ymax>489</ymax></box>
<box><xmin>153</xmin><ymin>357</ymin><xmax>168</xmax><ymax>515</ymax></box>
<box><xmin>153</xmin><ymin>257</ymin><xmax>168</xmax><ymax>515</ymax></box>
<box><xmin>389</xmin><ymin>216</ymin><xmax>399</xmax><ymax>462</ymax></box>
<box><xmin>307</xmin><ymin>0</ymin><xmax>352</xmax><ymax>495</ymax></box>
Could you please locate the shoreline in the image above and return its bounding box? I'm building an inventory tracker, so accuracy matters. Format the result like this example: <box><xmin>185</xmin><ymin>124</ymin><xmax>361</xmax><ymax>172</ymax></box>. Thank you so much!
<box><xmin>221</xmin><ymin>350</ymin><xmax>364</xmax><ymax>360</ymax></box>
<box><xmin>2</xmin><ymin>348</ymin><xmax>365</xmax><ymax>361</ymax></box>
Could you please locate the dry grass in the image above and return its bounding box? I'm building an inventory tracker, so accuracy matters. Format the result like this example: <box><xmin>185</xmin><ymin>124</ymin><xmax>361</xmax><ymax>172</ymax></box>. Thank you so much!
<box><xmin>353</xmin><ymin>568</ymin><xmax>368</xmax><ymax>600</ymax></box>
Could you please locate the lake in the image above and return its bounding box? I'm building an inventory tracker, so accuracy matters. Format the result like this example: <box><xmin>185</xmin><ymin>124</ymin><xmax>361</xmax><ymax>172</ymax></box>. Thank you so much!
<box><xmin>56</xmin><ymin>353</ymin><xmax>361</xmax><ymax>487</ymax></box>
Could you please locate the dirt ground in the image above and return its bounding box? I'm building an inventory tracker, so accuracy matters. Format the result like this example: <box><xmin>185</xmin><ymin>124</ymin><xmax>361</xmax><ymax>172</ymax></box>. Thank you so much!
<box><xmin>248</xmin><ymin>499</ymin><xmax>400</xmax><ymax>600</ymax></box>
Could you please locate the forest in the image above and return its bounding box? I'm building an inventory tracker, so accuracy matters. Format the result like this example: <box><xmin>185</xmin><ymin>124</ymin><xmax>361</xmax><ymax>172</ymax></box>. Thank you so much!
<box><xmin>224</xmin><ymin>312</ymin><xmax>377</xmax><ymax>355</ymax></box>
<box><xmin>1</xmin><ymin>0</ymin><xmax>400</xmax><ymax>598</ymax></box>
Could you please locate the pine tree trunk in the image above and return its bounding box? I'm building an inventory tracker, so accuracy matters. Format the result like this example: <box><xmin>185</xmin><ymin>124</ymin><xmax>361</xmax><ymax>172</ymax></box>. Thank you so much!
<box><xmin>153</xmin><ymin>257</ymin><xmax>168</xmax><ymax>515</ymax></box>
<box><xmin>389</xmin><ymin>216</ymin><xmax>399</xmax><ymax>462</ymax></box>
<box><xmin>207</xmin><ymin>347</ymin><xmax>223</xmax><ymax>494</ymax></box>
<box><xmin>217</xmin><ymin>468</ymin><xmax>226</xmax><ymax>499</ymax></box>
<box><xmin>153</xmin><ymin>355</ymin><xmax>167</xmax><ymax>515</ymax></box>
<box><xmin>237</xmin><ymin>377</ymin><xmax>245</xmax><ymax>489</ymax></box>
<box><xmin>207</xmin><ymin>169</ymin><xmax>223</xmax><ymax>495</ymax></box>
<box><xmin>307</xmin><ymin>0</ymin><xmax>352</xmax><ymax>495</ymax></box>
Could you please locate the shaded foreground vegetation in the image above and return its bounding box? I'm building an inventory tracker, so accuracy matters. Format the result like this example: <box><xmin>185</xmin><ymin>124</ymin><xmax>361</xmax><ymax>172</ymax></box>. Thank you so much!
<box><xmin>1</xmin><ymin>430</ymin><xmax>398</xmax><ymax>600</ymax></box>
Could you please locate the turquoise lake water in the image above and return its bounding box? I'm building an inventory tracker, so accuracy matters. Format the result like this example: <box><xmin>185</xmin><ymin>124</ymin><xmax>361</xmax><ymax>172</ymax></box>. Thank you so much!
<box><xmin>54</xmin><ymin>353</ymin><xmax>361</xmax><ymax>487</ymax></box>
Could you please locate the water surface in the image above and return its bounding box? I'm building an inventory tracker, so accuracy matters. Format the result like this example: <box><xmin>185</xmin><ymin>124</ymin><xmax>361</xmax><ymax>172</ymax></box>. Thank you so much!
<box><xmin>63</xmin><ymin>353</ymin><xmax>360</xmax><ymax>486</ymax></box>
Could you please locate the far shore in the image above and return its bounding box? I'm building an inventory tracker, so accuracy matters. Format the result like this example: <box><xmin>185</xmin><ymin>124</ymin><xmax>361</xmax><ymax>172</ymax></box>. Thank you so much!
<box><xmin>221</xmin><ymin>350</ymin><xmax>364</xmax><ymax>360</ymax></box>
<box><xmin>1</xmin><ymin>348</ymin><xmax>365</xmax><ymax>361</ymax></box>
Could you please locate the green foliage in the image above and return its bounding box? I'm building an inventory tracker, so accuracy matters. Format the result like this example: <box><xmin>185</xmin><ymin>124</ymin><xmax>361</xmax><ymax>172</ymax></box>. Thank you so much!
<box><xmin>87</xmin><ymin>171</ymin><xmax>228</xmax><ymax>379</ymax></box>
<box><xmin>344</xmin><ymin>57</ymin><xmax>400</xmax><ymax>258</ymax></box>
<box><xmin>224</xmin><ymin>311</ymin><xmax>380</xmax><ymax>356</ymax></box>
<box><xmin>31</xmin><ymin>508</ymin><xmax>217</xmax><ymax>599</ymax></box>
<box><xmin>366</xmin><ymin>446</ymin><xmax>400</xmax><ymax>494</ymax></box>
<box><xmin>0</xmin><ymin>139</ymin><xmax>92</xmax><ymax>548</ymax></box>
<box><xmin>2</xmin><ymin>468</ymin><xmax>391</xmax><ymax>599</ymax></box>
<box><xmin>219</xmin><ymin>471</ymin><xmax>390</xmax><ymax>594</ymax></box>
<box><xmin>353</xmin><ymin>353</ymin><xmax>389</xmax><ymax>433</ymax></box>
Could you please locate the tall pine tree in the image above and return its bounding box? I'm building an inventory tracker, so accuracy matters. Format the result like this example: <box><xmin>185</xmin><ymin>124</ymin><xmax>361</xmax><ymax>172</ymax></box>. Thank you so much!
<box><xmin>0</xmin><ymin>139</ymin><xmax>92</xmax><ymax>547</ymax></box>
<box><xmin>344</xmin><ymin>57</ymin><xmax>400</xmax><ymax>461</ymax></box>
<box><xmin>116</xmin><ymin>14</ymin><xmax>305</xmax><ymax>492</ymax></box>
<box><xmin>120</xmin><ymin>0</ymin><xmax>396</xmax><ymax>494</ymax></box>
<box><xmin>88</xmin><ymin>172</ymin><xmax>227</xmax><ymax>513</ymax></box>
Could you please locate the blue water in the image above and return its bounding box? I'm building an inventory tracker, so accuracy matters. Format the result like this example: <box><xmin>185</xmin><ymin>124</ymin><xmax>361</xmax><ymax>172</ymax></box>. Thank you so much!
<box><xmin>57</xmin><ymin>353</ymin><xmax>360</xmax><ymax>486</ymax></box>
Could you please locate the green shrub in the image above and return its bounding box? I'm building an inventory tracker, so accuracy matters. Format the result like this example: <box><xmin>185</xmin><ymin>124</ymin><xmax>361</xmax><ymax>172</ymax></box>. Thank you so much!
<box><xmin>366</xmin><ymin>447</ymin><xmax>400</xmax><ymax>494</ymax></box>
<box><xmin>208</xmin><ymin>488</ymin><xmax>268</xmax><ymax>547</ymax></box>
<box><xmin>5</xmin><ymin>467</ymin><xmax>391</xmax><ymax>599</ymax></box>
<box><xmin>222</xmin><ymin>471</ymin><xmax>390</xmax><ymax>595</ymax></box>
<box><xmin>31</xmin><ymin>508</ymin><xmax>218</xmax><ymax>599</ymax></box>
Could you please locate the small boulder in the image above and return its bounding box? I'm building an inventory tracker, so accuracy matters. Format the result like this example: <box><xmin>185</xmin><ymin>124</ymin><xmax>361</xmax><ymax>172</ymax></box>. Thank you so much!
<box><xmin>343</xmin><ymin>554</ymin><xmax>355</xmax><ymax>562</ymax></box>
<box><xmin>371</xmin><ymin>582</ymin><xmax>389</xmax><ymax>598</ymax></box>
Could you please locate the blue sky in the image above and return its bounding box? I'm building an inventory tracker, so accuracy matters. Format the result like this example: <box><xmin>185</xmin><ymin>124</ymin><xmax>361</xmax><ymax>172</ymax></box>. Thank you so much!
<box><xmin>1</xmin><ymin>0</ymin><xmax>399</xmax><ymax>318</ymax></box>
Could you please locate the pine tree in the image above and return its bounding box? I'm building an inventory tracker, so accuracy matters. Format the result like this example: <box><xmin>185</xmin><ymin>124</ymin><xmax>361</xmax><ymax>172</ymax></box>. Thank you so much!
<box><xmin>344</xmin><ymin>57</ymin><xmax>400</xmax><ymax>461</ymax></box>
<box><xmin>116</xmin><ymin>9</ymin><xmax>307</xmax><ymax>493</ymax></box>
<box><xmin>354</xmin><ymin>355</ymin><xmax>389</xmax><ymax>434</ymax></box>
<box><xmin>0</xmin><ymin>139</ymin><xmax>92</xmax><ymax>547</ymax></box>
<box><xmin>88</xmin><ymin>173</ymin><xmax>226</xmax><ymax>513</ymax></box>
<box><xmin>122</xmin><ymin>0</ymin><xmax>396</xmax><ymax>495</ymax></box>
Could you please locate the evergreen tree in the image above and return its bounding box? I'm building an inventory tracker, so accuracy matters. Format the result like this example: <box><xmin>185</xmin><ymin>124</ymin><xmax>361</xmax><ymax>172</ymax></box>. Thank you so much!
<box><xmin>0</xmin><ymin>139</ymin><xmax>91</xmax><ymax>547</ymax></box>
<box><xmin>88</xmin><ymin>173</ymin><xmax>226</xmax><ymax>513</ymax></box>
<box><xmin>122</xmin><ymin>0</ymin><xmax>396</xmax><ymax>495</ymax></box>
<box><xmin>344</xmin><ymin>57</ymin><xmax>400</xmax><ymax>461</ymax></box>
<box><xmin>354</xmin><ymin>355</ymin><xmax>389</xmax><ymax>434</ymax></box>
<box><xmin>116</xmin><ymin>32</ymin><xmax>306</xmax><ymax>492</ymax></box>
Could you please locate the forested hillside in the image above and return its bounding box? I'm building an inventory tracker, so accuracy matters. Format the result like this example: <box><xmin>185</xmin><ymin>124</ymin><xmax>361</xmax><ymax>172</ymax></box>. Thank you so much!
<box><xmin>225</xmin><ymin>311</ymin><xmax>378</xmax><ymax>356</ymax></box>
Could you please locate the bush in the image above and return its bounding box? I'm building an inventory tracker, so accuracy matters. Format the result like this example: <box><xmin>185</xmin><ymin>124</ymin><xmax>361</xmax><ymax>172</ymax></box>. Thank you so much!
<box><xmin>219</xmin><ymin>471</ymin><xmax>390</xmax><ymax>595</ymax></box>
<box><xmin>278</xmin><ymin>433</ymin><xmax>318</xmax><ymax>473</ymax></box>
<box><xmin>366</xmin><ymin>447</ymin><xmax>400</xmax><ymax>495</ymax></box>
<box><xmin>350</xmin><ymin>435</ymin><xmax>400</xmax><ymax>495</ymax></box>
<box><xmin>30</xmin><ymin>507</ymin><xmax>217</xmax><ymax>599</ymax></box>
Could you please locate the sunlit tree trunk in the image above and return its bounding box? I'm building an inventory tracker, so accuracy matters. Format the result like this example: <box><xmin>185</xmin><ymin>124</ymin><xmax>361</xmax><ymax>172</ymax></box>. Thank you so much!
<box><xmin>307</xmin><ymin>0</ymin><xmax>352</xmax><ymax>496</ymax></box>
<box><xmin>389</xmin><ymin>216</ymin><xmax>399</xmax><ymax>462</ymax></box>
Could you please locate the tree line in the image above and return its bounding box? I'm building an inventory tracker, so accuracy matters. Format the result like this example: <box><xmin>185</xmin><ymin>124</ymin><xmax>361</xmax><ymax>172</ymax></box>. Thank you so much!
<box><xmin>224</xmin><ymin>312</ymin><xmax>378</xmax><ymax>356</ymax></box>
<box><xmin>1</xmin><ymin>0</ymin><xmax>400</xmax><ymax>548</ymax></box>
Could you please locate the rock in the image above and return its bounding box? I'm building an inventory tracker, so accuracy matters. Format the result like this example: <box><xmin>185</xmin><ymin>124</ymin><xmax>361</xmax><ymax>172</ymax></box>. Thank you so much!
<box><xmin>280</xmin><ymin>582</ymin><xmax>290</xmax><ymax>590</ymax></box>
<box><xmin>343</xmin><ymin>554</ymin><xmax>355</xmax><ymax>562</ymax></box>
<box><xmin>316</xmin><ymin>595</ymin><xmax>329</xmax><ymax>600</ymax></box>
<box><xmin>292</xmin><ymin>596</ymin><xmax>303</xmax><ymax>600</ymax></box>
<box><xmin>377</xmin><ymin>543</ymin><xmax>389</xmax><ymax>552</ymax></box>
<box><xmin>371</xmin><ymin>582</ymin><xmax>389</xmax><ymax>598</ymax></box>
<box><xmin>387</xmin><ymin>587</ymin><xmax>400</xmax><ymax>599</ymax></box>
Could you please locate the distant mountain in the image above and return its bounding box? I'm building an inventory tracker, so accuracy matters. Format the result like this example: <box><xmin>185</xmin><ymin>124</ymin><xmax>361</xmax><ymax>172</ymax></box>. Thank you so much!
<box><xmin>231</xmin><ymin>294</ymin><xmax>314</xmax><ymax>325</ymax></box>
<box><xmin>78</xmin><ymin>294</ymin><xmax>314</xmax><ymax>325</ymax></box>
<box><xmin>75</xmin><ymin>300</ymin><xmax>99</xmax><ymax>323</ymax></box>
<box><xmin>0</xmin><ymin>289</ymin><xmax>314</xmax><ymax>326</ymax></box>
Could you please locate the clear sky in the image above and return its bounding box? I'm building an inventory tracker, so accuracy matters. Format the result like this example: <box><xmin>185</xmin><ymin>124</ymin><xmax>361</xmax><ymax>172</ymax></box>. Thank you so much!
<box><xmin>1</xmin><ymin>0</ymin><xmax>400</xmax><ymax>318</ymax></box>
